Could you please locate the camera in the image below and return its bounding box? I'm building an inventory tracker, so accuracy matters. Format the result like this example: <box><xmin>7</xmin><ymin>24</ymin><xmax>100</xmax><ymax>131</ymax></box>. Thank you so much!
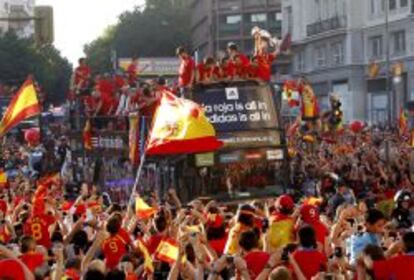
<box><xmin>334</xmin><ymin>247</ymin><xmax>343</xmax><ymax>258</ymax></box>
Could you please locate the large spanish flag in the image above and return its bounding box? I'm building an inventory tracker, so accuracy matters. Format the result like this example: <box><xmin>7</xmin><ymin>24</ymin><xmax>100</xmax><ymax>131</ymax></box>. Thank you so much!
<box><xmin>0</xmin><ymin>79</ymin><xmax>40</xmax><ymax>136</ymax></box>
<box><xmin>146</xmin><ymin>90</ymin><xmax>223</xmax><ymax>155</ymax></box>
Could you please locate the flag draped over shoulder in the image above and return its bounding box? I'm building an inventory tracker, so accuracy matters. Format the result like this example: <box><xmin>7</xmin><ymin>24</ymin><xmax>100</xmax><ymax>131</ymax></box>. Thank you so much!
<box><xmin>135</xmin><ymin>197</ymin><xmax>156</xmax><ymax>219</ymax></box>
<box><xmin>83</xmin><ymin>119</ymin><xmax>93</xmax><ymax>150</ymax></box>
<box><xmin>146</xmin><ymin>90</ymin><xmax>223</xmax><ymax>155</ymax></box>
<box><xmin>0</xmin><ymin>79</ymin><xmax>40</xmax><ymax>136</ymax></box>
<box><xmin>399</xmin><ymin>108</ymin><xmax>408</xmax><ymax>136</ymax></box>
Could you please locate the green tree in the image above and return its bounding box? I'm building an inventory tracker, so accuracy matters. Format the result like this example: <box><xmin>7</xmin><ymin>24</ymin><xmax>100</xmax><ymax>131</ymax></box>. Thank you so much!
<box><xmin>84</xmin><ymin>0</ymin><xmax>191</xmax><ymax>73</ymax></box>
<box><xmin>0</xmin><ymin>32</ymin><xmax>72</xmax><ymax>105</ymax></box>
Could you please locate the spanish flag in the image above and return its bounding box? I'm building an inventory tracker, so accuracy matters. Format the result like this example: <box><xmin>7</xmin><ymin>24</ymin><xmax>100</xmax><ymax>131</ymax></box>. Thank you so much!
<box><xmin>154</xmin><ymin>238</ymin><xmax>179</xmax><ymax>264</ymax></box>
<box><xmin>135</xmin><ymin>197</ymin><xmax>156</xmax><ymax>219</ymax></box>
<box><xmin>0</xmin><ymin>171</ymin><xmax>7</xmax><ymax>188</ymax></box>
<box><xmin>83</xmin><ymin>119</ymin><xmax>93</xmax><ymax>150</ymax></box>
<box><xmin>0</xmin><ymin>79</ymin><xmax>40</xmax><ymax>136</ymax></box>
<box><xmin>300</xmin><ymin>84</ymin><xmax>319</xmax><ymax>120</ymax></box>
<box><xmin>136</xmin><ymin>239</ymin><xmax>154</xmax><ymax>274</ymax></box>
<box><xmin>146</xmin><ymin>90</ymin><xmax>223</xmax><ymax>155</ymax></box>
<box><xmin>399</xmin><ymin>108</ymin><xmax>408</xmax><ymax>136</ymax></box>
<box><xmin>129</xmin><ymin>115</ymin><xmax>140</xmax><ymax>166</ymax></box>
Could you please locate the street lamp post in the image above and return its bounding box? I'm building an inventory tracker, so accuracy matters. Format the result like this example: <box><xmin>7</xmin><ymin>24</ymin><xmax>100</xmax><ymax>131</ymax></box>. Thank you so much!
<box><xmin>385</xmin><ymin>0</ymin><xmax>392</xmax><ymax>124</ymax></box>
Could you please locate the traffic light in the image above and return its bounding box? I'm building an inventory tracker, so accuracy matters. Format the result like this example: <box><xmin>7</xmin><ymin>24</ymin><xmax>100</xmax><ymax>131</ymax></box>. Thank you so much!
<box><xmin>34</xmin><ymin>6</ymin><xmax>54</xmax><ymax>45</ymax></box>
<box><xmin>329</xmin><ymin>98</ymin><xmax>343</xmax><ymax>127</ymax></box>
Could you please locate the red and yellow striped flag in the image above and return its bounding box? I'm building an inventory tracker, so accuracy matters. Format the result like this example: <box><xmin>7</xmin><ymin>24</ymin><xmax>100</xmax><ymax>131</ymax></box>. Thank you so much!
<box><xmin>0</xmin><ymin>171</ymin><xmax>7</xmax><ymax>188</ymax></box>
<box><xmin>135</xmin><ymin>197</ymin><xmax>156</xmax><ymax>219</ymax></box>
<box><xmin>146</xmin><ymin>90</ymin><xmax>223</xmax><ymax>155</ymax></box>
<box><xmin>83</xmin><ymin>119</ymin><xmax>93</xmax><ymax>150</ymax></box>
<box><xmin>154</xmin><ymin>238</ymin><xmax>179</xmax><ymax>264</ymax></box>
<box><xmin>0</xmin><ymin>79</ymin><xmax>40</xmax><ymax>136</ymax></box>
<box><xmin>399</xmin><ymin>108</ymin><xmax>408</xmax><ymax>136</ymax></box>
<box><xmin>136</xmin><ymin>239</ymin><xmax>154</xmax><ymax>274</ymax></box>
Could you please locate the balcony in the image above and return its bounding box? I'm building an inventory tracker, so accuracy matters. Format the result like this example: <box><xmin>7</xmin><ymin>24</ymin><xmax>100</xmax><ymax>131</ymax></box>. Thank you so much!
<box><xmin>243</xmin><ymin>0</ymin><xmax>267</xmax><ymax>9</ymax></box>
<box><xmin>219</xmin><ymin>23</ymin><xmax>241</xmax><ymax>37</ymax></box>
<box><xmin>306</xmin><ymin>16</ymin><xmax>347</xmax><ymax>37</ymax></box>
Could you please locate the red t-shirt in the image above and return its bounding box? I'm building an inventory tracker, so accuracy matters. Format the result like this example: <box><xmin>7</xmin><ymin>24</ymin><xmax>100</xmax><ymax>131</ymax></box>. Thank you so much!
<box><xmin>221</xmin><ymin>62</ymin><xmax>236</xmax><ymax>80</ymax></box>
<box><xmin>0</xmin><ymin>259</ymin><xmax>27</xmax><ymax>279</ymax></box>
<box><xmin>74</xmin><ymin>65</ymin><xmax>91</xmax><ymax>87</ymax></box>
<box><xmin>127</xmin><ymin>63</ymin><xmax>138</xmax><ymax>85</ymax></box>
<box><xmin>292</xmin><ymin>249</ymin><xmax>327</xmax><ymax>279</ymax></box>
<box><xmin>102</xmin><ymin>233</ymin><xmax>130</xmax><ymax>270</ymax></box>
<box><xmin>178</xmin><ymin>57</ymin><xmax>195</xmax><ymax>87</ymax></box>
<box><xmin>233</xmin><ymin>54</ymin><xmax>250</xmax><ymax>79</ymax></box>
<box><xmin>244</xmin><ymin>251</ymin><xmax>270</xmax><ymax>279</ymax></box>
<box><xmin>256</xmin><ymin>53</ymin><xmax>275</xmax><ymax>82</ymax></box>
<box><xmin>374</xmin><ymin>255</ymin><xmax>414</xmax><ymax>280</ymax></box>
<box><xmin>97</xmin><ymin>79</ymin><xmax>115</xmax><ymax>97</ymax></box>
<box><xmin>309</xmin><ymin>221</ymin><xmax>329</xmax><ymax>249</ymax></box>
<box><xmin>20</xmin><ymin>252</ymin><xmax>44</xmax><ymax>272</ymax></box>
<box><xmin>146</xmin><ymin>234</ymin><xmax>164</xmax><ymax>255</ymax></box>
<box><xmin>24</xmin><ymin>214</ymin><xmax>56</xmax><ymax>249</ymax></box>
<box><xmin>98</xmin><ymin>91</ymin><xmax>114</xmax><ymax>115</ymax></box>
<box><xmin>0</xmin><ymin>199</ymin><xmax>7</xmax><ymax>214</ymax></box>
<box><xmin>209</xmin><ymin>236</ymin><xmax>227</xmax><ymax>256</ymax></box>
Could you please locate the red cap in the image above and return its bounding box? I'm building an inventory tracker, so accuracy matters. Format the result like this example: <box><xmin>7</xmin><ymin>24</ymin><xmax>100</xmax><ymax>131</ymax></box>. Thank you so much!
<box><xmin>300</xmin><ymin>204</ymin><xmax>320</xmax><ymax>223</ymax></box>
<box><xmin>0</xmin><ymin>259</ymin><xmax>26</xmax><ymax>279</ymax></box>
<box><xmin>277</xmin><ymin>195</ymin><xmax>294</xmax><ymax>210</ymax></box>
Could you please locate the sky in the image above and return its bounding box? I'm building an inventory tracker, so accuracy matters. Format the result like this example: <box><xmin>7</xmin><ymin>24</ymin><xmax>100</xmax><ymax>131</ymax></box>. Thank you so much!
<box><xmin>36</xmin><ymin>0</ymin><xmax>145</xmax><ymax>65</ymax></box>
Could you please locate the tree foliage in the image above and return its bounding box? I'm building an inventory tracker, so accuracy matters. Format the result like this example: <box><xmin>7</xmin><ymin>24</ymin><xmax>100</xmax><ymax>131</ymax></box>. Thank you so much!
<box><xmin>84</xmin><ymin>0</ymin><xmax>191</xmax><ymax>73</ymax></box>
<box><xmin>0</xmin><ymin>32</ymin><xmax>72</xmax><ymax>105</ymax></box>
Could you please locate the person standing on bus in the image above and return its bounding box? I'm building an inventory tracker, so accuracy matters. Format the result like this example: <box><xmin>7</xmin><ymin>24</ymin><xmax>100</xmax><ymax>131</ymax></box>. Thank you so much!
<box><xmin>176</xmin><ymin>46</ymin><xmax>195</xmax><ymax>98</ymax></box>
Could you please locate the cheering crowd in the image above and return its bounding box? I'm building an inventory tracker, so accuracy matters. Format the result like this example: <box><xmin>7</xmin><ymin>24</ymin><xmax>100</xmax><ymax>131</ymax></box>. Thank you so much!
<box><xmin>0</xmin><ymin>124</ymin><xmax>413</xmax><ymax>280</ymax></box>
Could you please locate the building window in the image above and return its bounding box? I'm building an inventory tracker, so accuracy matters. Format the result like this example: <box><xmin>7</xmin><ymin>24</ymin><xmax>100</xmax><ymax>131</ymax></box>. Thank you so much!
<box><xmin>251</xmin><ymin>13</ymin><xmax>267</xmax><ymax>22</ymax></box>
<box><xmin>226</xmin><ymin>15</ymin><xmax>241</xmax><ymax>24</ymax></box>
<box><xmin>392</xmin><ymin>30</ymin><xmax>406</xmax><ymax>55</ymax></box>
<box><xmin>275</xmin><ymin>12</ymin><xmax>283</xmax><ymax>21</ymax></box>
<box><xmin>370</xmin><ymin>0</ymin><xmax>375</xmax><ymax>14</ymax></box>
<box><xmin>296</xmin><ymin>50</ymin><xmax>305</xmax><ymax>72</ymax></box>
<box><xmin>331</xmin><ymin>41</ymin><xmax>344</xmax><ymax>65</ymax></box>
<box><xmin>285</xmin><ymin>6</ymin><xmax>293</xmax><ymax>34</ymax></box>
<box><xmin>370</xmin><ymin>36</ymin><xmax>383</xmax><ymax>58</ymax></box>
<box><xmin>389</xmin><ymin>0</ymin><xmax>397</xmax><ymax>10</ymax></box>
<box><xmin>400</xmin><ymin>0</ymin><xmax>408</xmax><ymax>7</ymax></box>
<box><xmin>315</xmin><ymin>45</ymin><xmax>327</xmax><ymax>67</ymax></box>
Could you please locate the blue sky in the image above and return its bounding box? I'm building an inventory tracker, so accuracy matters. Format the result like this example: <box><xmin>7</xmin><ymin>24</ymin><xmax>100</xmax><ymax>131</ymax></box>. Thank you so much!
<box><xmin>37</xmin><ymin>0</ymin><xmax>145</xmax><ymax>64</ymax></box>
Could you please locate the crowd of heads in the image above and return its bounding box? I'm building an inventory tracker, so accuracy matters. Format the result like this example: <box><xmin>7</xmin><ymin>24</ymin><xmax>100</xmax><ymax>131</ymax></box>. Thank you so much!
<box><xmin>0</xmin><ymin>125</ymin><xmax>413</xmax><ymax>280</ymax></box>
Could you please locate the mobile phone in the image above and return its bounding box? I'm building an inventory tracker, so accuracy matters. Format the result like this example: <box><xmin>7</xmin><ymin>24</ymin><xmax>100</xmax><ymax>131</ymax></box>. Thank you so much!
<box><xmin>225</xmin><ymin>255</ymin><xmax>234</xmax><ymax>264</ymax></box>
<box><xmin>334</xmin><ymin>247</ymin><xmax>343</xmax><ymax>258</ymax></box>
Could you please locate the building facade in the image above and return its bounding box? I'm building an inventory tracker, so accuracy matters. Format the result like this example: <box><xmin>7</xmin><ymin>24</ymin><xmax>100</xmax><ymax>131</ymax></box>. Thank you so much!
<box><xmin>283</xmin><ymin>0</ymin><xmax>414</xmax><ymax>123</ymax></box>
<box><xmin>0</xmin><ymin>0</ymin><xmax>35</xmax><ymax>38</ymax></box>
<box><xmin>190</xmin><ymin>0</ymin><xmax>289</xmax><ymax>76</ymax></box>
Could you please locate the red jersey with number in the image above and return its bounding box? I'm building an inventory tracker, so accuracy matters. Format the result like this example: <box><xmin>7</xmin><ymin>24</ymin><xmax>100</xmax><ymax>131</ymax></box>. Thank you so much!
<box><xmin>102</xmin><ymin>233</ymin><xmax>130</xmax><ymax>269</ymax></box>
<box><xmin>256</xmin><ymin>53</ymin><xmax>275</xmax><ymax>82</ymax></box>
<box><xmin>178</xmin><ymin>57</ymin><xmax>195</xmax><ymax>87</ymax></box>
<box><xmin>24</xmin><ymin>214</ymin><xmax>55</xmax><ymax>249</ymax></box>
